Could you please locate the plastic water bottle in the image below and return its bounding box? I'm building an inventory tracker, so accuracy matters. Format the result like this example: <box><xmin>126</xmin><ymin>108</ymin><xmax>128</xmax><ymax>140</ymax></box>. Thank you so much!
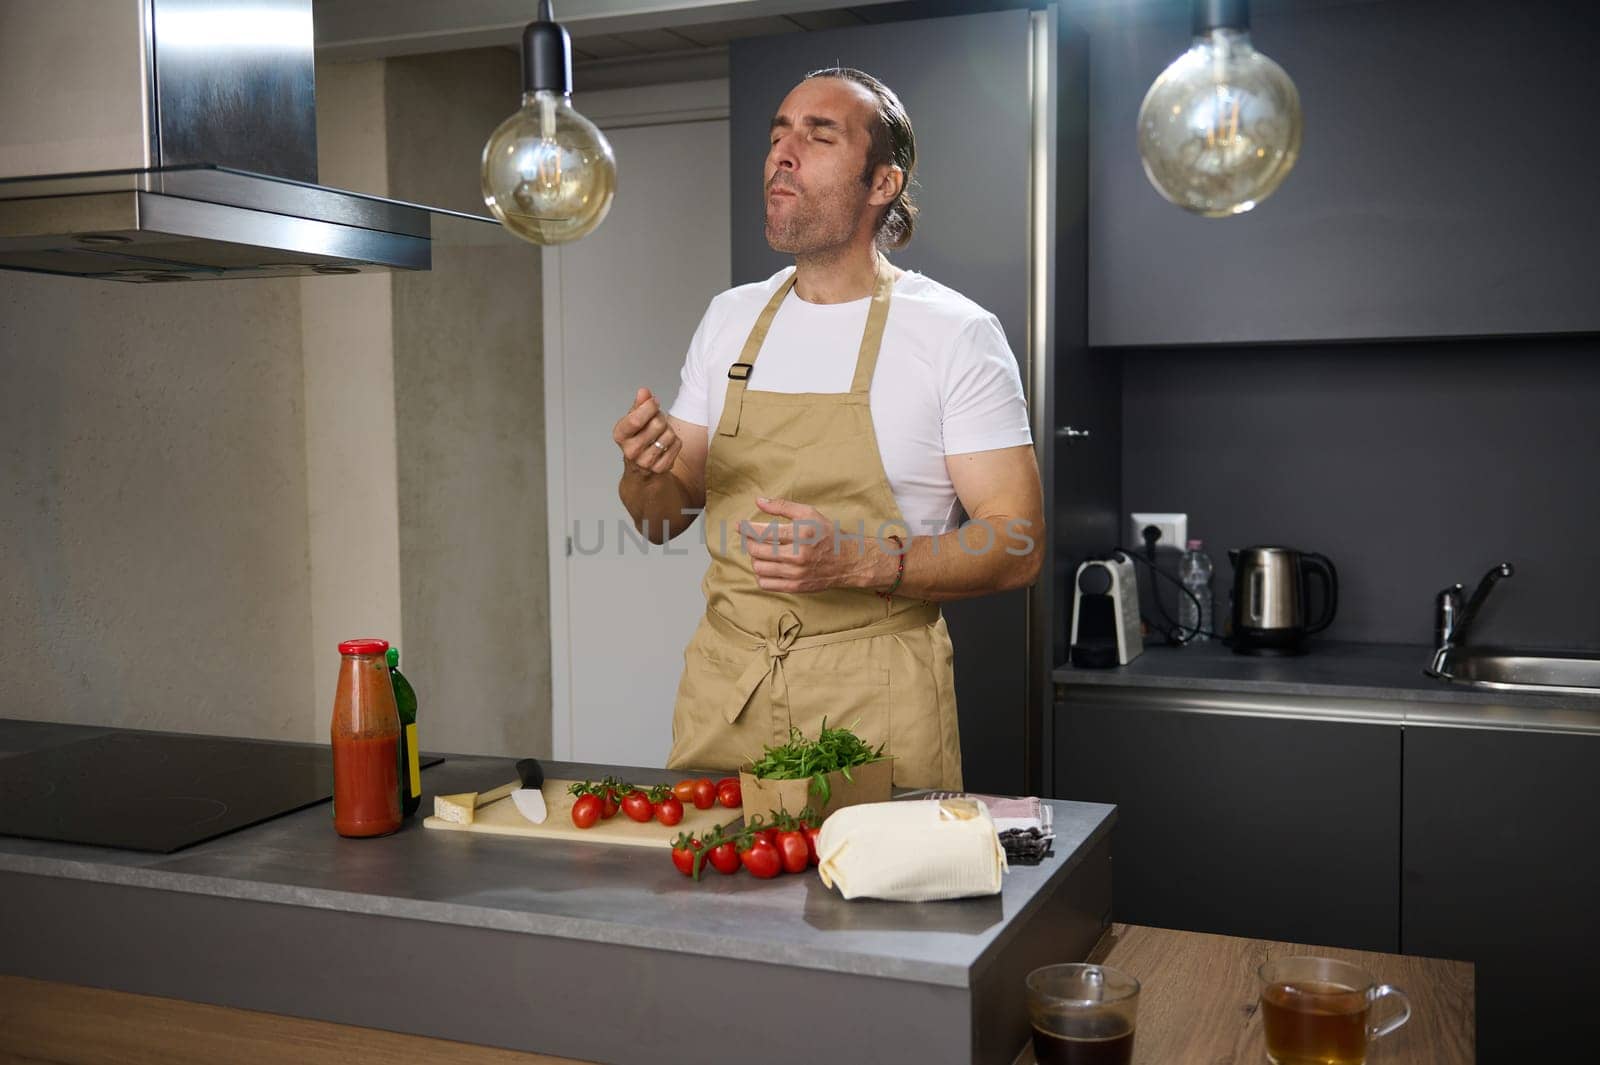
<box><xmin>1178</xmin><ymin>539</ymin><xmax>1214</xmax><ymax>643</ymax></box>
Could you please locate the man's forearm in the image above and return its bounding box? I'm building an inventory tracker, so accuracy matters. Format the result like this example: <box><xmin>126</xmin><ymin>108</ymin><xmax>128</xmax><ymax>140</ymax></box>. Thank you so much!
<box><xmin>618</xmin><ymin>467</ymin><xmax>697</xmax><ymax>544</ymax></box>
<box><xmin>861</xmin><ymin>516</ymin><xmax>1044</xmax><ymax>602</ymax></box>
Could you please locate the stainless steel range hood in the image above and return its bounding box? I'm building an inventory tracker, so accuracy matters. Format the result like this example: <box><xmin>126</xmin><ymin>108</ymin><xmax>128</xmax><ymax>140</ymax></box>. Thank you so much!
<box><xmin>0</xmin><ymin>0</ymin><xmax>497</xmax><ymax>282</ymax></box>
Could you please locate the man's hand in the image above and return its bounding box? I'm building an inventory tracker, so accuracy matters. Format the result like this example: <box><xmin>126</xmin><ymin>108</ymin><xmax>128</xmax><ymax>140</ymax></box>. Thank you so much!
<box><xmin>740</xmin><ymin>496</ymin><xmax>898</xmax><ymax>594</ymax></box>
<box><xmin>614</xmin><ymin>388</ymin><xmax>707</xmax><ymax>544</ymax></box>
<box><xmin>613</xmin><ymin>387</ymin><xmax>680</xmax><ymax>478</ymax></box>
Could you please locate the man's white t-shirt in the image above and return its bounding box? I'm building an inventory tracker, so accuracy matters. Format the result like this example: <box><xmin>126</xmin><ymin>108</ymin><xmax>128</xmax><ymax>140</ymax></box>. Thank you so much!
<box><xmin>668</xmin><ymin>268</ymin><xmax>1033</xmax><ymax>535</ymax></box>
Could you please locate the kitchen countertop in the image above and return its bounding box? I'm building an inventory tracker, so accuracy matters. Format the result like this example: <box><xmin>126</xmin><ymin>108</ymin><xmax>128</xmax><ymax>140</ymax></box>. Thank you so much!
<box><xmin>0</xmin><ymin>718</ymin><xmax>1115</xmax><ymax>1065</ymax></box>
<box><xmin>1053</xmin><ymin>640</ymin><xmax>1600</xmax><ymax>734</ymax></box>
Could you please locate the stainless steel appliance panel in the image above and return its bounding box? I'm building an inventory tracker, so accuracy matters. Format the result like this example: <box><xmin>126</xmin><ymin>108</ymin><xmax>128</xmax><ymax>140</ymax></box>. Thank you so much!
<box><xmin>151</xmin><ymin>0</ymin><xmax>317</xmax><ymax>181</ymax></box>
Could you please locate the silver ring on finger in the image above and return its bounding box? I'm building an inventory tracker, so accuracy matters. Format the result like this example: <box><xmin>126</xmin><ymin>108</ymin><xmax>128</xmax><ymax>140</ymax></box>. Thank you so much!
<box><xmin>652</xmin><ymin>439</ymin><xmax>666</xmax><ymax>450</ymax></box>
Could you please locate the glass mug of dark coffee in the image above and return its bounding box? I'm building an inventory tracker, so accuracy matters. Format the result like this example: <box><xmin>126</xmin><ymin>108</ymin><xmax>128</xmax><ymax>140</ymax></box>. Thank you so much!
<box><xmin>1025</xmin><ymin>963</ymin><xmax>1139</xmax><ymax>1065</ymax></box>
<box><xmin>1258</xmin><ymin>956</ymin><xmax>1412</xmax><ymax>1065</ymax></box>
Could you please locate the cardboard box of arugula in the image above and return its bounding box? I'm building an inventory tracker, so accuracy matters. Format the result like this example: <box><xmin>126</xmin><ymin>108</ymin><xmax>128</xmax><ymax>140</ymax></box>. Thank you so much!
<box><xmin>738</xmin><ymin>722</ymin><xmax>893</xmax><ymax>823</ymax></box>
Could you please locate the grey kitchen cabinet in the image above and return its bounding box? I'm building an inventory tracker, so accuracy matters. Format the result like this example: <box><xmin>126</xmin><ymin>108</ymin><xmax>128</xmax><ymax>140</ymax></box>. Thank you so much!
<box><xmin>1054</xmin><ymin>689</ymin><xmax>1402</xmax><ymax>951</ymax></box>
<box><xmin>1402</xmin><ymin>725</ymin><xmax>1600</xmax><ymax>1061</ymax></box>
<box><xmin>1087</xmin><ymin>0</ymin><xmax>1600</xmax><ymax>345</ymax></box>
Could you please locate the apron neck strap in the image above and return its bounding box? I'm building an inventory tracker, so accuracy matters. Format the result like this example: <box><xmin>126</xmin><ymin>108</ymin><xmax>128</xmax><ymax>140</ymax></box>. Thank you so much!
<box><xmin>849</xmin><ymin>254</ymin><xmax>895</xmax><ymax>395</ymax></box>
<box><xmin>714</xmin><ymin>254</ymin><xmax>895</xmax><ymax>438</ymax></box>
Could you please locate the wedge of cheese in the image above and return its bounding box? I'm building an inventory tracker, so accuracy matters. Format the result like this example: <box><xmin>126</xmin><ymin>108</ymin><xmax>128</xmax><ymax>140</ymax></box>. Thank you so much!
<box><xmin>433</xmin><ymin>791</ymin><xmax>480</xmax><ymax>824</ymax></box>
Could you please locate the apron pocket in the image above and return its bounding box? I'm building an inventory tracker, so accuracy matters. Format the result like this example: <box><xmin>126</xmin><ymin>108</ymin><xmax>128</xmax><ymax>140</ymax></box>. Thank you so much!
<box><xmin>670</xmin><ymin>626</ymin><xmax>767</xmax><ymax>771</ymax></box>
<box><xmin>783</xmin><ymin>642</ymin><xmax>892</xmax><ymax>756</ymax></box>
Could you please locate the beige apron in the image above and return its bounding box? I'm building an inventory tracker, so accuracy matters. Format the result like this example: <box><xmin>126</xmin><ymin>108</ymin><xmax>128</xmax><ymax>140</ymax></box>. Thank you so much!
<box><xmin>666</xmin><ymin>257</ymin><xmax>963</xmax><ymax>790</ymax></box>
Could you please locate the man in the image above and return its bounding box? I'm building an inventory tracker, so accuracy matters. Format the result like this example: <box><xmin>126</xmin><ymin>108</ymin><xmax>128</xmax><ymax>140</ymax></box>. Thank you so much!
<box><xmin>612</xmin><ymin>68</ymin><xmax>1043</xmax><ymax>790</ymax></box>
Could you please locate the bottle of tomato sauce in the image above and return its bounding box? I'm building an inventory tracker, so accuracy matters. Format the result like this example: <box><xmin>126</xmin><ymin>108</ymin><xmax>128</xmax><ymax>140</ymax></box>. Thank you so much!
<box><xmin>331</xmin><ymin>638</ymin><xmax>403</xmax><ymax>838</ymax></box>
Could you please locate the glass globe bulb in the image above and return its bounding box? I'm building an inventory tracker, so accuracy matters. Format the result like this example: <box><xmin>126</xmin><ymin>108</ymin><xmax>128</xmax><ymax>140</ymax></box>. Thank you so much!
<box><xmin>1137</xmin><ymin>27</ymin><xmax>1302</xmax><ymax>217</ymax></box>
<box><xmin>481</xmin><ymin>90</ymin><xmax>616</xmax><ymax>245</ymax></box>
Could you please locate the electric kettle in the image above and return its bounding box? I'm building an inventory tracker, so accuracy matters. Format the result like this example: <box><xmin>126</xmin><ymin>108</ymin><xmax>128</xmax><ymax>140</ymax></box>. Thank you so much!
<box><xmin>1228</xmin><ymin>546</ymin><xmax>1338</xmax><ymax>655</ymax></box>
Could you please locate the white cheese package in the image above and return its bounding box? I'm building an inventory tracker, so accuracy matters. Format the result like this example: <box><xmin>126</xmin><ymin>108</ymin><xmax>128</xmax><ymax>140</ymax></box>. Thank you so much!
<box><xmin>816</xmin><ymin>799</ymin><xmax>1008</xmax><ymax>902</ymax></box>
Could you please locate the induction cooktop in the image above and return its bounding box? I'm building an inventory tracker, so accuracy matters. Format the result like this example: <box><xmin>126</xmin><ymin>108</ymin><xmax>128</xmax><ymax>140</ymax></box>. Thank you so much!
<box><xmin>0</xmin><ymin>729</ymin><xmax>442</xmax><ymax>853</ymax></box>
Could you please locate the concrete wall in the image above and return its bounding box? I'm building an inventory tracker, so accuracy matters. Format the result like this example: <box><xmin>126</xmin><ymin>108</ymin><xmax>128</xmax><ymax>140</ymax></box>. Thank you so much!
<box><xmin>303</xmin><ymin>57</ymin><xmax>405</xmax><ymax>741</ymax></box>
<box><xmin>384</xmin><ymin>50</ymin><xmax>551</xmax><ymax>759</ymax></box>
<box><xmin>0</xmin><ymin>274</ymin><xmax>316</xmax><ymax>739</ymax></box>
<box><xmin>1</xmin><ymin>48</ymin><xmax>550</xmax><ymax>756</ymax></box>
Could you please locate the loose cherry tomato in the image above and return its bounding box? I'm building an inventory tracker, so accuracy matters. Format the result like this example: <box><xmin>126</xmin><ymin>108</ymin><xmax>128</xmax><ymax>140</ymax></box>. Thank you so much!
<box><xmin>717</xmin><ymin>780</ymin><xmax>742</xmax><ymax>809</ymax></box>
<box><xmin>707</xmin><ymin>842</ymin><xmax>741</xmax><ymax>875</ymax></box>
<box><xmin>716</xmin><ymin>776</ymin><xmax>739</xmax><ymax>790</ymax></box>
<box><xmin>571</xmin><ymin>793</ymin><xmax>602</xmax><ymax>829</ymax></box>
<box><xmin>739</xmin><ymin>840</ymin><xmax>782</xmax><ymax>879</ymax></box>
<box><xmin>656</xmin><ymin>796</ymin><xmax>685</xmax><ymax>826</ymax></box>
<box><xmin>621</xmin><ymin>790</ymin><xmax>654</xmax><ymax>823</ymax></box>
<box><xmin>671</xmin><ymin>780</ymin><xmax>697</xmax><ymax>804</ymax></box>
<box><xmin>689</xmin><ymin>778</ymin><xmax>717</xmax><ymax>810</ymax></box>
<box><xmin>775</xmin><ymin>830</ymin><xmax>809</xmax><ymax>874</ymax></box>
<box><xmin>804</xmin><ymin>826</ymin><xmax>822</xmax><ymax>866</ymax></box>
<box><xmin>600</xmin><ymin>788</ymin><xmax>620</xmax><ymax>820</ymax></box>
<box><xmin>670</xmin><ymin>838</ymin><xmax>703</xmax><ymax>877</ymax></box>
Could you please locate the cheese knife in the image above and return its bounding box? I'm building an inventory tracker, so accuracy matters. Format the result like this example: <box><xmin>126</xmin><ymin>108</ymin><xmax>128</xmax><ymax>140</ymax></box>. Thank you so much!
<box><xmin>509</xmin><ymin>757</ymin><xmax>547</xmax><ymax>825</ymax></box>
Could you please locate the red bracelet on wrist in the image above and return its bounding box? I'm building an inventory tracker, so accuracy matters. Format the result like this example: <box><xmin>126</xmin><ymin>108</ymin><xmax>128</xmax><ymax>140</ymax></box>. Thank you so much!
<box><xmin>875</xmin><ymin>534</ymin><xmax>905</xmax><ymax>601</ymax></box>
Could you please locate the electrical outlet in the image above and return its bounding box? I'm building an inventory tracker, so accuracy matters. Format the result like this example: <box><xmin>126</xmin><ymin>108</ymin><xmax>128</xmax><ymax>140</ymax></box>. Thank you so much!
<box><xmin>1130</xmin><ymin>512</ymin><xmax>1188</xmax><ymax>553</ymax></box>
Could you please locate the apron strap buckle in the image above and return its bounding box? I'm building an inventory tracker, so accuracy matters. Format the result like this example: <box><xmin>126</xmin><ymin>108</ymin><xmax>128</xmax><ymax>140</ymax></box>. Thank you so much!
<box><xmin>727</xmin><ymin>362</ymin><xmax>753</xmax><ymax>380</ymax></box>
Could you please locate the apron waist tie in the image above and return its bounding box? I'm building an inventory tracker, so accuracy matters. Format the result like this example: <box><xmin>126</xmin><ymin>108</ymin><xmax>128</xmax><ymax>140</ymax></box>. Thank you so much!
<box><xmin>706</xmin><ymin>603</ymin><xmax>939</xmax><ymax>727</ymax></box>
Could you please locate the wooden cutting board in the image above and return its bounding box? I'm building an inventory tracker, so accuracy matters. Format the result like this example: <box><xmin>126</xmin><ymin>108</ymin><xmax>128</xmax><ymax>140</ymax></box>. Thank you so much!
<box><xmin>422</xmin><ymin>779</ymin><xmax>742</xmax><ymax>850</ymax></box>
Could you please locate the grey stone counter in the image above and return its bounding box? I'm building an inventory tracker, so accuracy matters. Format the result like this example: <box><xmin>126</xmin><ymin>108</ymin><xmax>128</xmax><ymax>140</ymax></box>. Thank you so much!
<box><xmin>0</xmin><ymin>719</ymin><xmax>1114</xmax><ymax>1065</ymax></box>
<box><xmin>1053</xmin><ymin>641</ymin><xmax>1600</xmax><ymax>735</ymax></box>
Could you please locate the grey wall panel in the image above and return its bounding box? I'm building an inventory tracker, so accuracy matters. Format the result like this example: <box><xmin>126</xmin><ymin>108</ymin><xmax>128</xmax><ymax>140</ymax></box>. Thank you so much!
<box><xmin>1121</xmin><ymin>335</ymin><xmax>1600</xmax><ymax>648</ymax></box>
<box><xmin>1088</xmin><ymin>0</ymin><xmax>1600</xmax><ymax>345</ymax></box>
<box><xmin>730</xmin><ymin>10</ymin><xmax>1033</xmax><ymax>329</ymax></box>
<box><xmin>1053</xmin><ymin>12</ymin><xmax>1123</xmax><ymax>669</ymax></box>
<box><xmin>730</xmin><ymin>11</ymin><xmax>1037</xmax><ymax>793</ymax></box>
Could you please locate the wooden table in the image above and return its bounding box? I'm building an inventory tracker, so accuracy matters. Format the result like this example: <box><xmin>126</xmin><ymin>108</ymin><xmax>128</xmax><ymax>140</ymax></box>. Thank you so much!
<box><xmin>1017</xmin><ymin>924</ymin><xmax>1474</xmax><ymax>1064</ymax></box>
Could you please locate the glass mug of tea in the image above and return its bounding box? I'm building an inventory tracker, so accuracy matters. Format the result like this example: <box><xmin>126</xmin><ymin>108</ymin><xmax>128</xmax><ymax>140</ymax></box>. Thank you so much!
<box><xmin>1258</xmin><ymin>956</ymin><xmax>1412</xmax><ymax>1065</ymax></box>
<box><xmin>1025</xmin><ymin>963</ymin><xmax>1140</xmax><ymax>1065</ymax></box>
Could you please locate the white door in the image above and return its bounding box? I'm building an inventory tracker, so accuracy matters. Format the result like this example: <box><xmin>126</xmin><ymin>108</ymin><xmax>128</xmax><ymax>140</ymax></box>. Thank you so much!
<box><xmin>545</xmin><ymin>116</ymin><xmax>730</xmax><ymax>767</ymax></box>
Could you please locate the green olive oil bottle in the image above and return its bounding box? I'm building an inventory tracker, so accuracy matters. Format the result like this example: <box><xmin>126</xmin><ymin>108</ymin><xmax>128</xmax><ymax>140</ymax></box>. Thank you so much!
<box><xmin>387</xmin><ymin>647</ymin><xmax>421</xmax><ymax>817</ymax></box>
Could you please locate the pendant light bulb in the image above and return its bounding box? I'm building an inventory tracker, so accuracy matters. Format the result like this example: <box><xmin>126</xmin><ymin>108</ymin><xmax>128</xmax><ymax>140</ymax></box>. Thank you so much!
<box><xmin>1136</xmin><ymin>0</ymin><xmax>1301</xmax><ymax>217</ymax></box>
<box><xmin>481</xmin><ymin>0</ymin><xmax>616</xmax><ymax>245</ymax></box>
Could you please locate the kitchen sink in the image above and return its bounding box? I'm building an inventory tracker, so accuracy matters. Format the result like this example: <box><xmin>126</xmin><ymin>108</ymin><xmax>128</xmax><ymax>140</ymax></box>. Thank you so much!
<box><xmin>1428</xmin><ymin>646</ymin><xmax>1600</xmax><ymax>696</ymax></box>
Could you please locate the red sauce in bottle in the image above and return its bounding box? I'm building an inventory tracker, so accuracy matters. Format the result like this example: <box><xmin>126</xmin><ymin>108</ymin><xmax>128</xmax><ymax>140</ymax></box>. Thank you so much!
<box><xmin>331</xmin><ymin>639</ymin><xmax>402</xmax><ymax>837</ymax></box>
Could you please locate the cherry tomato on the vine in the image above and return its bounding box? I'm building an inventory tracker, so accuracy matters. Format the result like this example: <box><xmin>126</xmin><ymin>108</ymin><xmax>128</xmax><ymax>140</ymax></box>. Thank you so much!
<box><xmin>775</xmin><ymin>830</ymin><xmax>810</xmax><ymax>874</ymax></box>
<box><xmin>670</xmin><ymin>838</ymin><xmax>703</xmax><ymax>877</ymax></box>
<box><xmin>739</xmin><ymin>840</ymin><xmax>782</xmax><ymax>879</ymax></box>
<box><xmin>621</xmin><ymin>790</ymin><xmax>655</xmax><ymax>823</ymax></box>
<box><xmin>571</xmin><ymin>794</ymin><xmax>602</xmax><ymax>829</ymax></box>
<box><xmin>690</xmin><ymin>778</ymin><xmax>717</xmax><ymax>810</ymax></box>
<box><xmin>656</xmin><ymin>796</ymin><xmax>685</xmax><ymax>826</ymax></box>
<box><xmin>707</xmin><ymin>841</ymin><xmax>741</xmax><ymax>875</ymax></box>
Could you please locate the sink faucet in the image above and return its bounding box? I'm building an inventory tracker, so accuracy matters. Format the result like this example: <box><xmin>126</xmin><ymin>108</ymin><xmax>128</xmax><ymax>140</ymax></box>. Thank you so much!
<box><xmin>1432</xmin><ymin>563</ymin><xmax>1514</xmax><ymax>667</ymax></box>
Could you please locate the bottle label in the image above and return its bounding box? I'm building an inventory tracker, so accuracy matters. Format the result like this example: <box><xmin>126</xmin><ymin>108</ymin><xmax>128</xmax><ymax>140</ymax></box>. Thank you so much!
<box><xmin>406</xmin><ymin>722</ymin><xmax>421</xmax><ymax>798</ymax></box>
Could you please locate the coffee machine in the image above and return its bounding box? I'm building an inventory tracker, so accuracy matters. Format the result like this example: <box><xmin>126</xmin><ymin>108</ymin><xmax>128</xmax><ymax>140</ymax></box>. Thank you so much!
<box><xmin>1069</xmin><ymin>552</ymin><xmax>1142</xmax><ymax>668</ymax></box>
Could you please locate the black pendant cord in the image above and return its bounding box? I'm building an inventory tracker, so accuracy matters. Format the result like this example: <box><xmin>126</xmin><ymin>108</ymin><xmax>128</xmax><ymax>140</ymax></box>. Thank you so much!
<box><xmin>1193</xmin><ymin>0</ymin><xmax>1250</xmax><ymax>34</ymax></box>
<box><xmin>522</xmin><ymin>0</ymin><xmax>573</xmax><ymax>95</ymax></box>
